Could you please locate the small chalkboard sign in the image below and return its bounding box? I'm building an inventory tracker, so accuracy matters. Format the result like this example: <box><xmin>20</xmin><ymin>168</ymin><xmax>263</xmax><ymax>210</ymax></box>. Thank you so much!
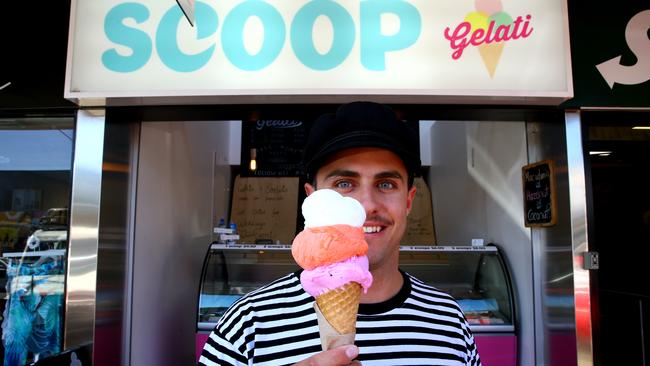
<box><xmin>522</xmin><ymin>160</ymin><xmax>557</xmax><ymax>227</ymax></box>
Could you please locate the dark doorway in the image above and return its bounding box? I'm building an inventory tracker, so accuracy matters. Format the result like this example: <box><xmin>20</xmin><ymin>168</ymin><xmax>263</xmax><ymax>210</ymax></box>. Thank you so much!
<box><xmin>585</xmin><ymin>111</ymin><xmax>650</xmax><ymax>366</ymax></box>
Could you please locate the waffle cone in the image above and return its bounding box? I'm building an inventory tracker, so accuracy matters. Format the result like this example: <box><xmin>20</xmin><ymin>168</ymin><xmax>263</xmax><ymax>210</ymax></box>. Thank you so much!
<box><xmin>315</xmin><ymin>282</ymin><xmax>362</xmax><ymax>334</ymax></box>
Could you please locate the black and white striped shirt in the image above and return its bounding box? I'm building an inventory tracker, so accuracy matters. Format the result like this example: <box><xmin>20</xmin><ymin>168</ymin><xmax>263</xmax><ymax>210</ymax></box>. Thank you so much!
<box><xmin>199</xmin><ymin>271</ymin><xmax>481</xmax><ymax>366</ymax></box>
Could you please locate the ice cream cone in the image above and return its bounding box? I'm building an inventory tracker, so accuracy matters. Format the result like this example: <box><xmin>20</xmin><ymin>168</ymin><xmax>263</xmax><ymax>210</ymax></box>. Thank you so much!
<box><xmin>313</xmin><ymin>282</ymin><xmax>362</xmax><ymax>350</ymax></box>
<box><xmin>478</xmin><ymin>42</ymin><xmax>505</xmax><ymax>78</ymax></box>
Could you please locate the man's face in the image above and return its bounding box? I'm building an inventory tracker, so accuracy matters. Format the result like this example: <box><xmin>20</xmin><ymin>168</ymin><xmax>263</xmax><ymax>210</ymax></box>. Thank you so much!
<box><xmin>305</xmin><ymin>147</ymin><xmax>417</xmax><ymax>272</ymax></box>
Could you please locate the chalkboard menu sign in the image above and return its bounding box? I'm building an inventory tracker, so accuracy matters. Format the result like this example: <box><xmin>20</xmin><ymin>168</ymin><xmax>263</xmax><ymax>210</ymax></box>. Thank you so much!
<box><xmin>522</xmin><ymin>160</ymin><xmax>557</xmax><ymax>227</ymax></box>
<box><xmin>241</xmin><ymin>118</ymin><xmax>312</xmax><ymax>177</ymax></box>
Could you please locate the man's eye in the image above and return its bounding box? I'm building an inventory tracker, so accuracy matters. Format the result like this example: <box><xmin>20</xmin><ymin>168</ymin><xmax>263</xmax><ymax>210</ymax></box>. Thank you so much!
<box><xmin>378</xmin><ymin>181</ymin><xmax>395</xmax><ymax>189</ymax></box>
<box><xmin>335</xmin><ymin>181</ymin><xmax>352</xmax><ymax>189</ymax></box>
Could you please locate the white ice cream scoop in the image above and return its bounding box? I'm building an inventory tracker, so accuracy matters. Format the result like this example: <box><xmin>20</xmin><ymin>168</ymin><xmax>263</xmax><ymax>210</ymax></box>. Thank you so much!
<box><xmin>302</xmin><ymin>189</ymin><xmax>366</xmax><ymax>228</ymax></box>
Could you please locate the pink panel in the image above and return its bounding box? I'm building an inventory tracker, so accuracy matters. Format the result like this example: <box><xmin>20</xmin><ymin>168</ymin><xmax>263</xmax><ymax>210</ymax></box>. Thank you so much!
<box><xmin>550</xmin><ymin>333</ymin><xmax>577</xmax><ymax>366</ymax></box>
<box><xmin>196</xmin><ymin>333</ymin><xmax>210</xmax><ymax>362</ymax></box>
<box><xmin>94</xmin><ymin>324</ymin><xmax>121</xmax><ymax>366</ymax></box>
<box><xmin>475</xmin><ymin>335</ymin><xmax>517</xmax><ymax>366</ymax></box>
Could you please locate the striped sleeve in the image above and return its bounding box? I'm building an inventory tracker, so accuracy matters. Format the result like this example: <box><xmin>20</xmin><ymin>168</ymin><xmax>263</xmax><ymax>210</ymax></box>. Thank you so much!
<box><xmin>198</xmin><ymin>327</ymin><xmax>247</xmax><ymax>366</ymax></box>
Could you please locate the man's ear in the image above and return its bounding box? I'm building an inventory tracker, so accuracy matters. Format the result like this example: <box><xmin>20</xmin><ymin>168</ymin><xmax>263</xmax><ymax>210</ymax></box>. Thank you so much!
<box><xmin>406</xmin><ymin>184</ymin><xmax>417</xmax><ymax>215</ymax></box>
<box><xmin>304</xmin><ymin>182</ymin><xmax>315</xmax><ymax>196</ymax></box>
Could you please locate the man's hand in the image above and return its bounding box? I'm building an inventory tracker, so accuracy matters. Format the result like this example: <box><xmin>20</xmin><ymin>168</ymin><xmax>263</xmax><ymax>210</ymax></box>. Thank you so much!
<box><xmin>293</xmin><ymin>345</ymin><xmax>361</xmax><ymax>366</ymax></box>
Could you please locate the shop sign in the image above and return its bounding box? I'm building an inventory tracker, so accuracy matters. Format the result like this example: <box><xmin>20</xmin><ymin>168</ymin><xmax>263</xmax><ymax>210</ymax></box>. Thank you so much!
<box><xmin>564</xmin><ymin>1</ymin><xmax>650</xmax><ymax>107</ymax></box>
<box><xmin>66</xmin><ymin>0</ymin><xmax>572</xmax><ymax>104</ymax></box>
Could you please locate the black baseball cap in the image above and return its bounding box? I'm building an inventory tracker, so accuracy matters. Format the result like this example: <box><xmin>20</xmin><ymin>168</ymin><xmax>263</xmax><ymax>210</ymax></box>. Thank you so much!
<box><xmin>302</xmin><ymin>101</ymin><xmax>421</xmax><ymax>185</ymax></box>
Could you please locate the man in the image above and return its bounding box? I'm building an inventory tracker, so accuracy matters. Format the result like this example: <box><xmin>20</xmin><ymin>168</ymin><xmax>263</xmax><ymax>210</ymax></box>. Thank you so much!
<box><xmin>199</xmin><ymin>102</ymin><xmax>481</xmax><ymax>366</ymax></box>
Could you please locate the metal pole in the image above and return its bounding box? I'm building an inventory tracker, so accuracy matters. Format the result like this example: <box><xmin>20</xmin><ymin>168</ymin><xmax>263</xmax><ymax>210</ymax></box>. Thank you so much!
<box><xmin>565</xmin><ymin>110</ymin><xmax>594</xmax><ymax>366</ymax></box>
<box><xmin>64</xmin><ymin>109</ymin><xmax>105</xmax><ymax>349</ymax></box>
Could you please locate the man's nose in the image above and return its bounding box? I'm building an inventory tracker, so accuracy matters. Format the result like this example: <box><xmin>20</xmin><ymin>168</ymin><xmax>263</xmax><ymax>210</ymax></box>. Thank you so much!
<box><xmin>353</xmin><ymin>186</ymin><xmax>379</xmax><ymax>215</ymax></box>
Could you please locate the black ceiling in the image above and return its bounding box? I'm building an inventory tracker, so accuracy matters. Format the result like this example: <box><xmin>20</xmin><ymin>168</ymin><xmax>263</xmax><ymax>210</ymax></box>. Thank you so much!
<box><xmin>0</xmin><ymin>1</ymin><xmax>76</xmax><ymax>112</ymax></box>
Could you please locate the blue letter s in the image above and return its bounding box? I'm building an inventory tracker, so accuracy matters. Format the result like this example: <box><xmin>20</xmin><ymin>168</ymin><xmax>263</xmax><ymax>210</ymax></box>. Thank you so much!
<box><xmin>102</xmin><ymin>3</ymin><xmax>152</xmax><ymax>72</ymax></box>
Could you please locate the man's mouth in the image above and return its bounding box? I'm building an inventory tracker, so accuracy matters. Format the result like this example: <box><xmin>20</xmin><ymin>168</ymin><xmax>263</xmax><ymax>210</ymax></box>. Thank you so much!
<box><xmin>363</xmin><ymin>216</ymin><xmax>391</xmax><ymax>234</ymax></box>
<box><xmin>363</xmin><ymin>225</ymin><xmax>384</xmax><ymax>234</ymax></box>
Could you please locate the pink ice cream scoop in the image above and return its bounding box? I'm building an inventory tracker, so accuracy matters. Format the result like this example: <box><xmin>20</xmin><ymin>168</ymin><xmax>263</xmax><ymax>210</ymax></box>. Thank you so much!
<box><xmin>300</xmin><ymin>255</ymin><xmax>373</xmax><ymax>297</ymax></box>
<box><xmin>475</xmin><ymin>0</ymin><xmax>503</xmax><ymax>15</ymax></box>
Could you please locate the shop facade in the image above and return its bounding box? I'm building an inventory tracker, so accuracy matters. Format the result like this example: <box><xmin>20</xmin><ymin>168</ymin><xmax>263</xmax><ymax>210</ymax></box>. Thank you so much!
<box><xmin>63</xmin><ymin>1</ymin><xmax>583</xmax><ymax>365</ymax></box>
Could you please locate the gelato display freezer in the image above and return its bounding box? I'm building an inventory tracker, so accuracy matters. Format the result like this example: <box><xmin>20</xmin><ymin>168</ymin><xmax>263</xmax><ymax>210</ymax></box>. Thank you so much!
<box><xmin>196</xmin><ymin>244</ymin><xmax>516</xmax><ymax>366</ymax></box>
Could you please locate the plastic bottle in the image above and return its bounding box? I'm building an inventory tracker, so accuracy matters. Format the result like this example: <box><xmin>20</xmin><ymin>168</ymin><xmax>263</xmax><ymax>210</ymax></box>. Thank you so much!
<box><xmin>227</xmin><ymin>222</ymin><xmax>238</xmax><ymax>245</ymax></box>
<box><xmin>215</xmin><ymin>218</ymin><xmax>226</xmax><ymax>243</ymax></box>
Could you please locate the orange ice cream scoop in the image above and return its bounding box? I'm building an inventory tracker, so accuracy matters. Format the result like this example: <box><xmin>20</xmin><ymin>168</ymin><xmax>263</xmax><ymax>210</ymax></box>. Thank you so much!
<box><xmin>291</xmin><ymin>224</ymin><xmax>368</xmax><ymax>270</ymax></box>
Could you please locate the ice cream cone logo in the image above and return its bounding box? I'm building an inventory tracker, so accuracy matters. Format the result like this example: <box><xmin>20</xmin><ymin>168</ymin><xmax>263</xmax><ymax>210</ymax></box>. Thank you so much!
<box><xmin>443</xmin><ymin>2</ymin><xmax>533</xmax><ymax>78</ymax></box>
<box><xmin>465</xmin><ymin>0</ymin><xmax>513</xmax><ymax>77</ymax></box>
